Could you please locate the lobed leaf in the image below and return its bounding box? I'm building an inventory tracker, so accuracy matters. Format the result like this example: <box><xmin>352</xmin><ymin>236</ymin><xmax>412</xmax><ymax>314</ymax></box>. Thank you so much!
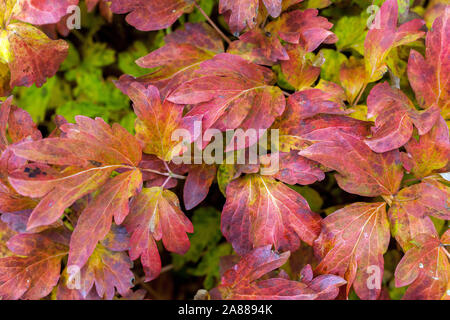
<box><xmin>125</xmin><ymin>187</ymin><xmax>193</xmax><ymax>281</ymax></box>
<box><xmin>314</xmin><ymin>202</ymin><xmax>390</xmax><ymax>300</ymax></box>
<box><xmin>222</xmin><ymin>174</ymin><xmax>321</xmax><ymax>255</ymax></box>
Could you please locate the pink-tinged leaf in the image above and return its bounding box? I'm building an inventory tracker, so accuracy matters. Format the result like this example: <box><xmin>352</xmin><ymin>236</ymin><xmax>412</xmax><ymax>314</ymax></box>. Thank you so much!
<box><xmin>100</xmin><ymin>224</ymin><xmax>130</xmax><ymax>252</ymax></box>
<box><xmin>86</xmin><ymin>0</ymin><xmax>100</xmax><ymax>12</ymax></box>
<box><xmin>127</xmin><ymin>83</ymin><xmax>199</xmax><ymax>161</ymax></box>
<box><xmin>12</xmin><ymin>116</ymin><xmax>142</xmax><ymax>167</ymax></box>
<box><xmin>395</xmin><ymin>231</ymin><xmax>450</xmax><ymax>300</ymax></box>
<box><xmin>266</xmin><ymin>9</ymin><xmax>337</xmax><ymax>51</ymax></box>
<box><xmin>388</xmin><ymin>180</ymin><xmax>448</xmax><ymax>251</ymax></box>
<box><xmin>183</xmin><ymin>164</ymin><xmax>217</xmax><ymax>210</ymax></box>
<box><xmin>109</xmin><ymin>0</ymin><xmax>193</xmax><ymax>31</ymax></box>
<box><xmin>228</xmin><ymin>28</ymin><xmax>289</xmax><ymax>65</ymax></box>
<box><xmin>217</xmin><ymin>246</ymin><xmax>346</xmax><ymax>300</ymax></box>
<box><xmin>220</xmin><ymin>246</ymin><xmax>290</xmax><ymax>289</ymax></box>
<box><xmin>286</xmin><ymin>89</ymin><xmax>348</xmax><ymax>120</ymax></box>
<box><xmin>219</xmin><ymin>0</ymin><xmax>282</xmax><ymax>35</ymax></box>
<box><xmin>125</xmin><ymin>187</ymin><xmax>193</xmax><ymax>281</ymax></box>
<box><xmin>314</xmin><ymin>80</ymin><xmax>347</xmax><ymax>105</ymax></box>
<box><xmin>12</xmin><ymin>0</ymin><xmax>78</xmax><ymax>25</ymax></box>
<box><xmin>0</xmin><ymin>98</ymin><xmax>41</xmax><ymax>213</ymax></box>
<box><xmin>339</xmin><ymin>57</ymin><xmax>366</xmax><ymax>105</ymax></box>
<box><xmin>260</xmin><ymin>151</ymin><xmax>325</xmax><ymax>185</ymax></box>
<box><xmin>408</xmin><ymin>7</ymin><xmax>449</xmax><ymax>118</ymax></box>
<box><xmin>8</xmin><ymin>113</ymin><xmax>140</xmax><ymax>230</ymax></box>
<box><xmin>401</xmin><ymin>116</ymin><xmax>450</xmax><ymax>179</ymax></box>
<box><xmin>56</xmin><ymin>268</ymin><xmax>100</xmax><ymax>300</ymax></box>
<box><xmin>314</xmin><ymin>202</ymin><xmax>390</xmax><ymax>300</ymax></box>
<box><xmin>299</xmin><ymin>126</ymin><xmax>403</xmax><ymax>197</ymax></box>
<box><xmin>273</xmin><ymin>98</ymin><xmax>371</xmax><ymax>152</ymax></box>
<box><xmin>222</xmin><ymin>174</ymin><xmax>321</xmax><ymax>255</ymax></box>
<box><xmin>6</xmin><ymin>22</ymin><xmax>68</xmax><ymax>88</ymax></box>
<box><xmin>0</xmin><ymin>232</ymin><xmax>68</xmax><ymax>300</ymax></box>
<box><xmin>168</xmin><ymin>53</ymin><xmax>285</xmax><ymax>150</ymax></box>
<box><xmin>67</xmin><ymin>169</ymin><xmax>142</xmax><ymax>271</ymax></box>
<box><xmin>364</xmin><ymin>82</ymin><xmax>441</xmax><ymax>153</ymax></box>
<box><xmin>0</xmin><ymin>219</ymin><xmax>15</xmax><ymax>258</ymax></box>
<box><xmin>9</xmin><ymin>164</ymin><xmax>115</xmax><ymax>230</ymax></box>
<box><xmin>67</xmin><ymin>243</ymin><xmax>134</xmax><ymax>300</ymax></box>
<box><xmin>118</xmin><ymin>23</ymin><xmax>224</xmax><ymax>98</ymax></box>
<box><xmin>7</xmin><ymin>105</ymin><xmax>42</xmax><ymax>143</ymax></box>
<box><xmin>364</xmin><ymin>0</ymin><xmax>425</xmax><ymax>82</ymax></box>
<box><xmin>280</xmin><ymin>45</ymin><xmax>320</xmax><ymax>90</ymax></box>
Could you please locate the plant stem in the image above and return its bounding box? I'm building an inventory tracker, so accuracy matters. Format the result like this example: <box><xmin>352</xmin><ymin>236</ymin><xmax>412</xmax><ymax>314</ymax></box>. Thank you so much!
<box><xmin>353</xmin><ymin>82</ymin><xmax>368</xmax><ymax>106</ymax></box>
<box><xmin>381</xmin><ymin>195</ymin><xmax>393</xmax><ymax>206</ymax></box>
<box><xmin>441</xmin><ymin>245</ymin><xmax>450</xmax><ymax>260</ymax></box>
<box><xmin>139</xmin><ymin>168</ymin><xmax>186</xmax><ymax>180</ymax></box>
<box><xmin>194</xmin><ymin>1</ymin><xmax>232</xmax><ymax>45</ymax></box>
<box><xmin>161</xmin><ymin>264</ymin><xmax>174</xmax><ymax>274</ymax></box>
<box><xmin>161</xmin><ymin>176</ymin><xmax>172</xmax><ymax>189</ymax></box>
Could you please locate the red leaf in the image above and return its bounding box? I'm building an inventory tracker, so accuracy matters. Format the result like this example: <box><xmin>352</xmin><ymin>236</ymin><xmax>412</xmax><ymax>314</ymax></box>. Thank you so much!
<box><xmin>389</xmin><ymin>179</ymin><xmax>448</xmax><ymax>251</ymax></box>
<box><xmin>299</xmin><ymin>125</ymin><xmax>403</xmax><ymax>196</ymax></box>
<box><xmin>273</xmin><ymin>100</ymin><xmax>370</xmax><ymax>152</ymax></box>
<box><xmin>401</xmin><ymin>116</ymin><xmax>450</xmax><ymax>179</ymax></box>
<box><xmin>0</xmin><ymin>232</ymin><xmax>68</xmax><ymax>299</ymax></box>
<box><xmin>168</xmin><ymin>53</ymin><xmax>285</xmax><ymax>150</ymax></box>
<box><xmin>217</xmin><ymin>246</ymin><xmax>346</xmax><ymax>300</ymax></box>
<box><xmin>280</xmin><ymin>45</ymin><xmax>320</xmax><ymax>90</ymax></box>
<box><xmin>117</xmin><ymin>23</ymin><xmax>224</xmax><ymax>98</ymax></box>
<box><xmin>266</xmin><ymin>9</ymin><xmax>337</xmax><ymax>51</ymax></box>
<box><xmin>260</xmin><ymin>151</ymin><xmax>325</xmax><ymax>185</ymax></box>
<box><xmin>6</xmin><ymin>23</ymin><xmax>68</xmax><ymax>88</ymax></box>
<box><xmin>125</xmin><ymin>187</ymin><xmax>193</xmax><ymax>281</ymax></box>
<box><xmin>219</xmin><ymin>0</ymin><xmax>283</xmax><ymax>35</ymax></box>
<box><xmin>0</xmin><ymin>219</ymin><xmax>15</xmax><ymax>258</ymax></box>
<box><xmin>110</xmin><ymin>0</ymin><xmax>193</xmax><ymax>31</ymax></box>
<box><xmin>9</xmin><ymin>116</ymin><xmax>142</xmax><ymax>230</ymax></box>
<box><xmin>127</xmin><ymin>83</ymin><xmax>199</xmax><ymax>161</ymax></box>
<box><xmin>286</xmin><ymin>88</ymin><xmax>348</xmax><ymax>120</ymax></box>
<box><xmin>365</xmin><ymin>82</ymin><xmax>441</xmax><ymax>153</ymax></box>
<box><xmin>0</xmin><ymin>97</ymin><xmax>40</xmax><ymax>213</ymax></box>
<box><xmin>12</xmin><ymin>116</ymin><xmax>142</xmax><ymax>167</ymax></box>
<box><xmin>314</xmin><ymin>202</ymin><xmax>390</xmax><ymax>300</ymax></box>
<box><xmin>67</xmin><ymin>169</ymin><xmax>142</xmax><ymax>271</ymax></box>
<box><xmin>228</xmin><ymin>28</ymin><xmax>289</xmax><ymax>65</ymax></box>
<box><xmin>67</xmin><ymin>243</ymin><xmax>134</xmax><ymax>300</ymax></box>
<box><xmin>364</xmin><ymin>0</ymin><xmax>425</xmax><ymax>82</ymax></box>
<box><xmin>395</xmin><ymin>231</ymin><xmax>450</xmax><ymax>300</ymax></box>
<box><xmin>12</xmin><ymin>0</ymin><xmax>78</xmax><ymax>25</ymax></box>
<box><xmin>183</xmin><ymin>164</ymin><xmax>217</xmax><ymax>210</ymax></box>
<box><xmin>222</xmin><ymin>174</ymin><xmax>321</xmax><ymax>255</ymax></box>
<box><xmin>408</xmin><ymin>7</ymin><xmax>449</xmax><ymax>118</ymax></box>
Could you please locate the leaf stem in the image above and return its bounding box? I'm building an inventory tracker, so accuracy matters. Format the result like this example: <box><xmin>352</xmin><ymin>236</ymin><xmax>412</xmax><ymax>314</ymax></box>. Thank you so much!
<box><xmin>441</xmin><ymin>245</ymin><xmax>450</xmax><ymax>260</ymax></box>
<box><xmin>193</xmin><ymin>1</ymin><xmax>232</xmax><ymax>45</ymax></box>
<box><xmin>353</xmin><ymin>82</ymin><xmax>368</xmax><ymax>106</ymax></box>
<box><xmin>161</xmin><ymin>176</ymin><xmax>172</xmax><ymax>189</ymax></box>
<box><xmin>381</xmin><ymin>195</ymin><xmax>393</xmax><ymax>206</ymax></box>
<box><xmin>138</xmin><ymin>168</ymin><xmax>186</xmax><ymax>180</ymax></box>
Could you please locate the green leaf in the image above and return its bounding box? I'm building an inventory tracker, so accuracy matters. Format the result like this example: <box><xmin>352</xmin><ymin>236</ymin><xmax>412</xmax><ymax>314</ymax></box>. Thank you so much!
<box><xmin>189</xmin><ymin>243</ymin><xmax>233</xmax><ymax>289</ymax></box>
<box><xmin>334</xmin><ymin>15</ymin><xmax>367</xmax><ymax>55</ymax></box>
<box><xmin>319</xmin><ymin>49</ymin><xmax>347</xmax><ymax>84</ymax></box>
<box><xmin>289</xmin><ymin>185</ymin><xmax>324</xmax><ymax>212</ymax></box>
